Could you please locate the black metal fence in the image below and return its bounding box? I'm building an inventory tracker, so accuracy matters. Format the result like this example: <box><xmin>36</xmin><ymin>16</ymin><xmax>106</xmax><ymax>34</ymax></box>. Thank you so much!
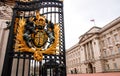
<box><xmin>2</xmin><ymin>0</ymin><xmax>66</xmax><ymax>76</ymax></box>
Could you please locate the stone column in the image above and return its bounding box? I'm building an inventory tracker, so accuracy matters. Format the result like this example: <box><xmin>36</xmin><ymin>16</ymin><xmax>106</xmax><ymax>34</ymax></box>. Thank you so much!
<box><xmin>86</xmin><ymin>43</ymin><xmax>90</xmax><ymax>60</ymax></box>
<box><xmin>84</xmin><ymin>44</ymin><xmax>87</xmax><ymax>60</ymax></box>
<box><xmin>91</xmin><ymin>41</ymin><xmax>94</xmax><ymax>58</ymax></box>
<box><xmin>88</xmin><ymin>42</ymin><xmax>92</xmax><ymax>59</ymax></box>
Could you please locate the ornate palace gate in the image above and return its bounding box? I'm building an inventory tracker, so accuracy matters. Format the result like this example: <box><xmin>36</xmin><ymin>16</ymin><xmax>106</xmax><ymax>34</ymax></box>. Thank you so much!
<box><xmin>2</xmin><ymin>0</ymin><xmax>66</xmax><ymax>76</ymax></box>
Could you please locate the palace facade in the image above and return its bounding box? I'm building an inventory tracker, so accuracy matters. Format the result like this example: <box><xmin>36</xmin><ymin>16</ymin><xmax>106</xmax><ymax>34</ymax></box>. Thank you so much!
<box><xmin>66</xmin><ymin>17</ymin><xmax>120</xmax><ymax>74</ymax></box>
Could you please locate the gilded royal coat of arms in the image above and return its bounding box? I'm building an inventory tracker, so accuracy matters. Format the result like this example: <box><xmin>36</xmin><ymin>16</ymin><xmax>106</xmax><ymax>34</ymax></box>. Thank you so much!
<box><xmin>15</xmin><ymin>10</ymin><xmax>60</xmax><ymax>61</ymax></box>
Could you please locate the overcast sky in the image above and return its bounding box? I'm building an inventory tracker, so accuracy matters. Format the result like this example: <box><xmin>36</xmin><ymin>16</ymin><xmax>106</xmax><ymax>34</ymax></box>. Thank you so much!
<box><xmin>64</xmin><ymin>0</ymin><xmax>120</xmax><ymax>49</ymax></box>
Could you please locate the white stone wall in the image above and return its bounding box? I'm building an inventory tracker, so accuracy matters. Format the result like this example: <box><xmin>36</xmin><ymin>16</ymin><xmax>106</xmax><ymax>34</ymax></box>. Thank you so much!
<box><xmin>0</xmin><ymin>20</ymin><xmax>9</xmax><ymax>76</ymax></box>
<box><xmin>94</xmin><ymin>60</ymin><xmax>103</xmax><ymax>73</ymax></box>
<box><xmin>80</xmin><ymin>64</ymin><xmax>86</xmax><ymax>73</ymax></box>
<box><xmin>80</xmin><ymin>46</ymin><xmax>85</xmax><ymax>62</ymax></box>
<box><xmin>115</xmin><ymin>58</ymin><xmax>120</xmax><ymax>69</ymax></box>
<box><xmin>66</xmin><ymin>44</ymin><xmax>81</xmax><ymax>74</ymax></box>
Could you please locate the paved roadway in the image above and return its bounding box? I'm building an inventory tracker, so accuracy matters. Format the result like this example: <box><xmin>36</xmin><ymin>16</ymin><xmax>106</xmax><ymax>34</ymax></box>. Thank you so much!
<box><xmin>67</xmin><ymin>72</ymin><xmax>120</xmax><ymax>76</ymax></box>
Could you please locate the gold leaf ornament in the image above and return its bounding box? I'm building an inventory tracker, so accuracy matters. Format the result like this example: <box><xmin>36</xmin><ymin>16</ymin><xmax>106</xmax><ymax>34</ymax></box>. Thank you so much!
<box><xmin>15</xmin><ymin>13</ymin><xmax>60</xmax><ymax>61</ymax></box>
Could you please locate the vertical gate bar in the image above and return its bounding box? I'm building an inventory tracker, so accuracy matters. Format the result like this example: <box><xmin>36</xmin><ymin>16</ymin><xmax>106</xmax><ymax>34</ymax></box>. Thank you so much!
<box><xmin>36</xmin><ymin>61</ymin><xmax>39</xmax><ymax>75</ymax></box>
<box><xmin>46</xmin><ymin>7</ymin><xmax>48</xmax><ymax>18</ymax></box>
<box><xmin>34</xmin><ymin>60</ymin><xmax>36</xmax><ymax>76</ymax></box>
<box><xmin>62</xmin><ymin>5</ymin><xmax>67</xmax><ymax>75</ymax></box>
<box><xmin>46</xmin><ymin>6</ymin><xmax>48</xmax><ymax>21</ymax></box>
<box><xmin>22</xmin><ymin>53</ymin><xmax>26</xmax><ymax>76</ymax></box>
<box><xmin>58</xmin><ymin>7</ymin><xmax>61</xmax><ymax>65</ymax></box>
<box><xmin>39</xmin><ymin>61</ymin><xmax>41</xmax><ymax>76</ymax></box>
<box><xmin>44</xmin><ymin>58</ymin><xmax>46</xmax><ymax>75</ymax></box>
<box><xmin>61</xmin><ymin>2</ymin><xmax>67</xmax><ymax>75</ymax></box>
<box><xmin>42</xmin><ymin>5</ymin><xmax>44</xmax><ymax>14</ymax></box>
<box><xmin>54</xmin><ymin>7</ymin><xmax>56</xmax><ymax>23</ymax></box>
<box><xmin>32</xmin><ymin>60</ymin><xmax>34</xmax><ymax>74</ymax></box>
<box><xmin>16</xmin><ymin>52</ymin><xmax>20</xmax><ymax>76</ymax></box>
<box><xmin>50</xmin><ymin>6</ymin><xmax>52</xmax><ymax>21</ymax></box>
<box><xmin>28</xmin><ymin>54</ymin><xmax>31</xmax><ymax>76</ymax></box>
<box><xmin>50</xmin><ymin>55</ymin><xmax>52</xmax><ymax>76</ymax></box>
<box><xmin>50</xmin><ymin>68</ymin><xmax>52</xmax><ymax>76</ymax></box>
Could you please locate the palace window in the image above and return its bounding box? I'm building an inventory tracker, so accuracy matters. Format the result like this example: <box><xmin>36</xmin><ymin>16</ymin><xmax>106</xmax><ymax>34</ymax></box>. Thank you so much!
<box><xmin>103</xmin><ymin>50</ymin><xmax>107</xmax><ymax>57</ymax></box>
<box><xmin>118</xmin><ymin>47</ymin><xmax>120</xmax><ymax>53</ymax></box>
<box><xmin>112</xmin><ymin>50</ymin><xmax>114</xmax><ymax>55</ymax></box>
<box><xmin>113</xmin><ymin>63</ymin><xmax>118</xmax><ymax>69</ymax></box>
<box><xmin>114</xmin><ymin>34</ymin><xmax>119</xmax><ymax>42</ymax></box>
<box><xmin>109</xmin><ymin>48</ymin><xmax>114</xmax><ymax>55</ymax></box>
<box><xmin>107</xmin><ymin>37</ymin><xmax>112</xmax><ymax>45</ymax></box>
<box><xmin>101</xmin><ymin>40</ymin><xmax>105</xmax><ymax>47</ymax></box>
<box><xmin>106</xmin><ymin>64</ymin><xmax>110</xmax><ymax>70</ymax></box>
